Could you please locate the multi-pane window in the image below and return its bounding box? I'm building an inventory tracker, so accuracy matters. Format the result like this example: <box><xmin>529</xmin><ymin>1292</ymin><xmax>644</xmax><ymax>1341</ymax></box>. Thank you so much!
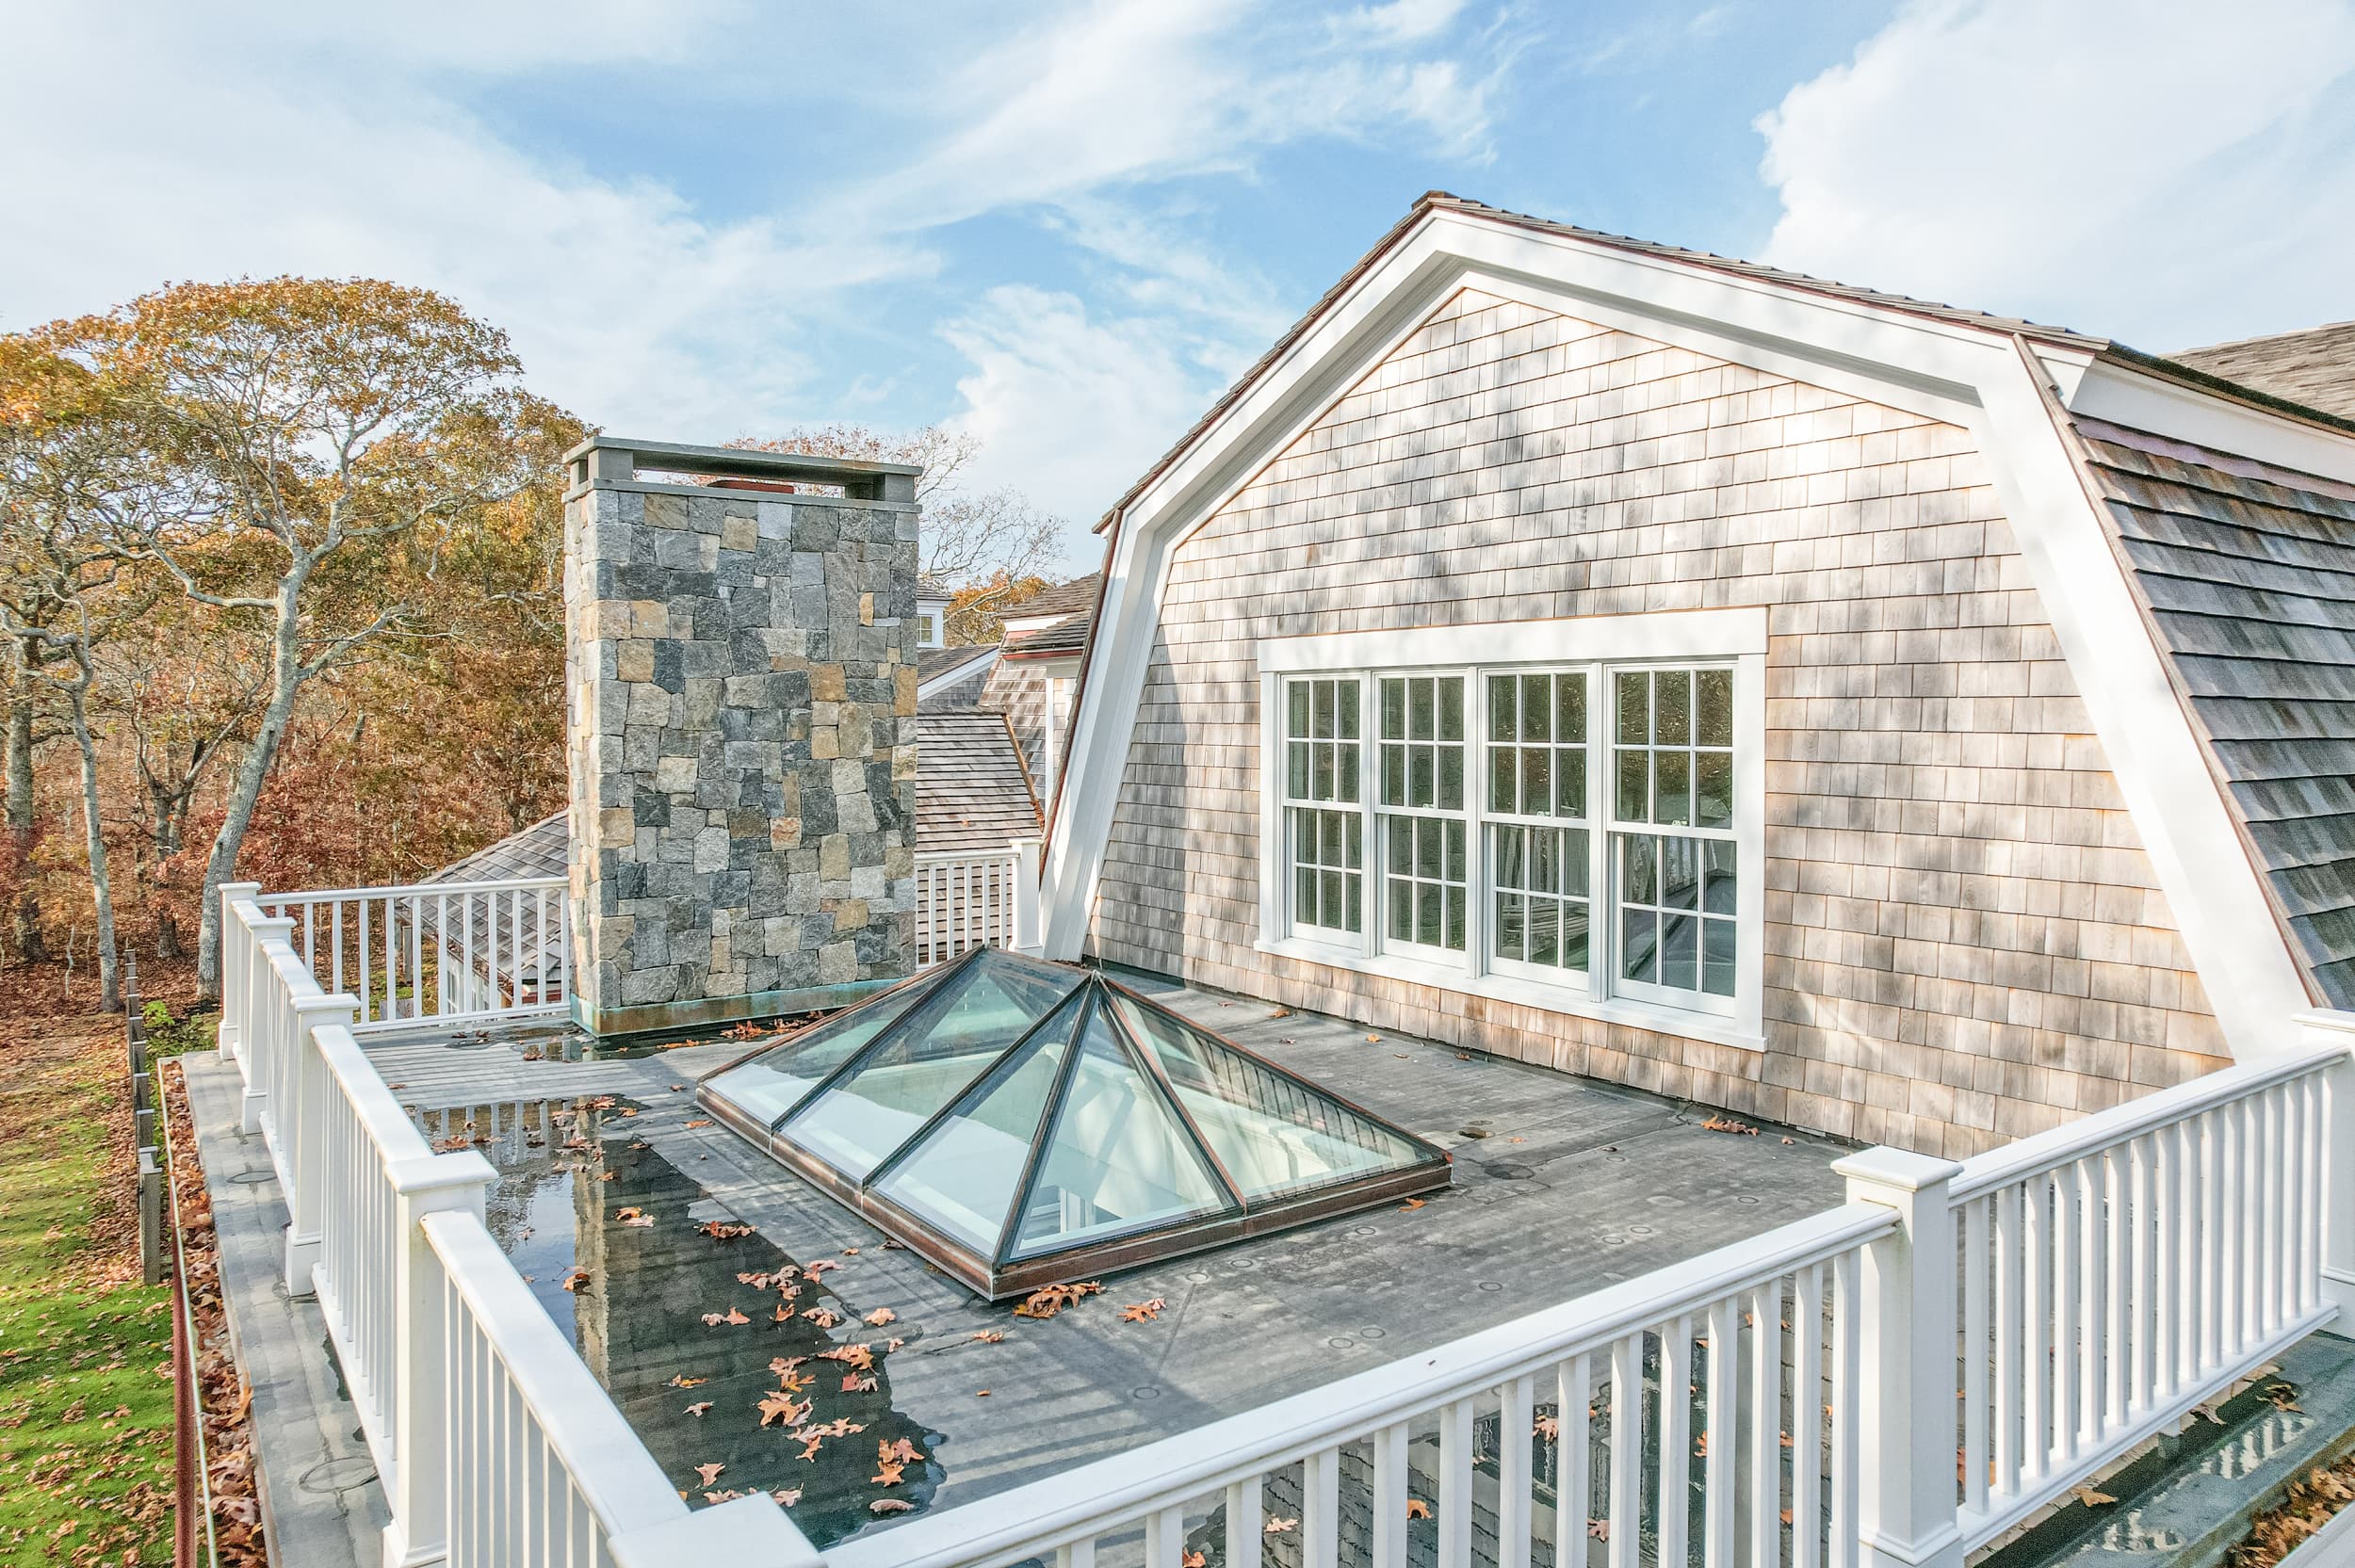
<box><xmin>1612</xmin><ymin>669</ymin><xmax>1736</xmax><ymax>1004</ymax></box>
<box><xmin>1285</xmin><ymin>678</ymin><xmax>1361</xmax><ymax>936</ymax></box>
<box><xmin>1378</xmin><ymin>675</ymin><xmax>1466</xmax><ymax>951</ymax></box>
<box><xmin>1272</xmin><ymin>656</ymin><xmax>1746</xmax><ymax>1028</ymax></box>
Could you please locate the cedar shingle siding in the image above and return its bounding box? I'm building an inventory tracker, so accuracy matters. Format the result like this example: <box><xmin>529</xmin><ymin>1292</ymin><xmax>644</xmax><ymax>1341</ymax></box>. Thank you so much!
<box><xmin>2069</xmin><ymin>417</ymin><xmax>2355</xmax><ymax>1008</ymax></box>
<box><xmin>1082</xmin><ymin>288</ymin><xmax>2225</xmax><ymax>1159</ymax></box>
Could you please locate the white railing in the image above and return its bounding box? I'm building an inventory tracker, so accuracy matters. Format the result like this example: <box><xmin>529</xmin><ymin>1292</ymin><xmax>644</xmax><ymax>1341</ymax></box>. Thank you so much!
<box><xmin>1944</xmin><ymin>1034</ymin><xmax>2344</xmax><ymax>1550</ymax></box>
<box><xmin>915</xmin><ymin>838</ymin><xmax>1043</xmax><ymax>966</ymax></box>
<box><xmin>832</xmin><ymin>1201</ymin><xmax>1891</xmax><ymax>1568</ymax></box>
<box><xmin>256</xmin><ymin>876</ymin><xmax>570</xmax><ymax>1032</ymax></box>
<box><xmin>217</xmin><ymin>885</ymin><xmax>816</xmax><ymax>1568</ymax></box>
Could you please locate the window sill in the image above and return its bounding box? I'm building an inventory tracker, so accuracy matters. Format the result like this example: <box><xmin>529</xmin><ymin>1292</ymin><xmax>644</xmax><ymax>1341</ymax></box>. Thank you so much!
<box><xmin>1252</xmin><ymin>936</ymin><xmax>1768</xmax><ymax>1055</ymax></box>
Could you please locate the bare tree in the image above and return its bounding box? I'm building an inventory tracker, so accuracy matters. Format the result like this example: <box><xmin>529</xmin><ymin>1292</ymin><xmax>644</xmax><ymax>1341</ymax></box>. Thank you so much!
<box><xmin>727</xmin><ymin>424</ymin><xmax>1064</xmax><ymax>629</ymax></box>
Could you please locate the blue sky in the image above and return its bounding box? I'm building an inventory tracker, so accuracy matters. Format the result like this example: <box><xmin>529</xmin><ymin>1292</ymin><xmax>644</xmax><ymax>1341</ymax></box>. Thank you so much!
<box><xmin>8</xmin><ymin>0</ymin><xmax>2355</xmax><ymax>569</ymax></box>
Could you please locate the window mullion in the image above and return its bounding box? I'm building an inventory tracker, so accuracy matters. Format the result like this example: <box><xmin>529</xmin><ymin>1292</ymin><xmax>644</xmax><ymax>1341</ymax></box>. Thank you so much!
<box><xmin>1466</xmin><ymin>667</ymin><xmax>1487</xmax><ymax>981</ymax></box>
<box><xmin>1588</xmin><ymin>661</ymin><xmax>1614</xmax><ymax>1002</ymax></box>
<box><xmin>1357</xmin><ymin>670</ymin><xmax>1378</xmax><ymax>960</ymax></box>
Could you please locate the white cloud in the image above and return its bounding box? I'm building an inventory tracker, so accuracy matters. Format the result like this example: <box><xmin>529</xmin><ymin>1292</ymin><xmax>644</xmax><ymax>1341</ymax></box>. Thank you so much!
<box><xmin>1754</xmin><ymin>0</ymin><xmax>2355</xmax><ymax>348</ymax></box>
<box><xmin>0</xmin><ymin>6</ymin><xmax>929</xmax><ymax>435</ymax></box>
<box><xmin>940</xmin><ymin>285</ymin><xmax>1230</xmax><ymax>548</ymax></box>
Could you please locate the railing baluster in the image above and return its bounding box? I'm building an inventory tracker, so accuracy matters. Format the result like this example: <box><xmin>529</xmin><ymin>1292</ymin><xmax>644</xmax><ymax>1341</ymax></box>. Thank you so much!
<box><xmin>1556</xmin><ymin>1353</ymin><xmax>1593</xmax><ymax>1568</ymax></box>
<box><xmin>2053</xmin><ymin>1167</ymin><xmax>2078</xmax><ymax>1465</ymax></box>
<box><xmin>1992</xmin><ymin>1184</ymin><xmax>2020</xmax><ymax>1499</ymax></box>
<box><xmin>1961</xmin><ymin>1195</ymin><xmax>1988</xmax><ymax>1517</ymax></box>
<box><xmin>1793</xmin><ymin>1263</ymin><xmax>1824</xmax><ymax>1568</ymax></box>
<box><xmin>2127</xmin><ymin>1135</ymin><xmax>2153</xmax><ymax>1419</ymax></box>
<box><xmin>2103</xmin><ymin>1143</ymin><xmax>2127</xmax><ymax>1427</ymax></box>
<box><xmin>359</xmin><ymin>898</ymin><xmax>372</xmax><ymax>1026</ymax></box>
<box><xmin>1226</xmin><ymin>1473</ymin><xmax>1261</xmax><ymax>1568</ymax></box>
<box><xmin>1703</xmin><ymin>1299</ymin><xmax>1737</xmax><ymax>1568</ymax></box>
<box><xmin>1608</xmin><ymin>1336</ymin><xmax>1640</xmax><ymax>1568</ymax></box>
<box><xmin>1656</xmin><ymin>1317</ymin><xmax>1689</xmax><ymax>1568</ymax></box>
<box><xmin>1829</xmin><ymin>1249</ymin><xmax>1860</xmax><ymax>1568</ymax></box>
<box><xmin>1749</xmin><ymin>1282</ymin><xmax>1779</xmax><ymax>1568</ymax></box>
<box><xmin>2076</xmin><ymin>1156</ymin><xmax>2101</xmax><ymax>1453</ymax></box>
<box><xmin>1303</xmin><ymin>1446</ymin><xmax>1340</xmax><ymax>1568</ymax></box>
<box><xmin>1372</xmin><ymin>1422</ymin><xmax>1411</xmax><ymax>1568</ymax></box>
<box><xmin>1438</xmin><ymin>1396</ymin><xmax>1475</xmax><ymax>1568</ymax></box>
<box><xmin>1499</xmin><ymin>1374</ymin><xmax>1535</xmax><ymax>1568</ymax></box>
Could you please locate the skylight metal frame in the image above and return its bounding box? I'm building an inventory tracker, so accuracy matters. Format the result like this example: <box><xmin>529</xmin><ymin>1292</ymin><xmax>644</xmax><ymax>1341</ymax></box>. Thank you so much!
<box><xmin>694</xmin><ymin>949</ymin><xmax>1453</xmax><ymax>1299</ymax></box>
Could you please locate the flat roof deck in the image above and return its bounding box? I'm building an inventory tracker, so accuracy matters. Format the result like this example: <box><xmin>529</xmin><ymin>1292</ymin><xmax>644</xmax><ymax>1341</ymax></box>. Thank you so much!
<box><xmin>185</xmin><ymin>968</ymin><xmax>1853</xmax><ymax>1559</ymax></box>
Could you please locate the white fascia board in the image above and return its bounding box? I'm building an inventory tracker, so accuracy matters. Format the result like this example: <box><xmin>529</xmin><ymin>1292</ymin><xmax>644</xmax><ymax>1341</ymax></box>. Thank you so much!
<box><xmin>1257</xmin><ymin>606</ymin><xmax>1768</xmax><ymax>673</ymax></box>
<box><xmin>2069</xmin><ymin>358</ymin><xmax>2355</xmax><ymax>486</ymax></box>
<box><xmin>1969</xmin><ymin>347</ymin><xmax>2312</xmax><ymax>1053</ymax></box>
<box><xmin>1041</xmin><ymin>213</ymin><xmax>2314</xmax><ymax>1056</ymax></box>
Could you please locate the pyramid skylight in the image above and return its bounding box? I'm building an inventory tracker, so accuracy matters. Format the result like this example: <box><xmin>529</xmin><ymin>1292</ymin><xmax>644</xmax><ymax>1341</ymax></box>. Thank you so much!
<box><xmin>696</xmin><ymin>948</ymin><xmax>1452</xmax><ymax>1298</ymax></box>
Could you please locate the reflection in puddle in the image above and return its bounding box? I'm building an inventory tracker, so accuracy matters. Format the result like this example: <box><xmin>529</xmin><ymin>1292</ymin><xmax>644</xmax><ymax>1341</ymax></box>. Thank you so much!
<box><xmin>415</xmin><ymin>1098</ymin><xmax>940</xmax><ymax>1547</ymax></box>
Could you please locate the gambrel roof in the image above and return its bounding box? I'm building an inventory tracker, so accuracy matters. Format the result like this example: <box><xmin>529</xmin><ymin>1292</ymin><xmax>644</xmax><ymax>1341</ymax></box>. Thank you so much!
<box><xmin>1044</xmin><ymin>190</ymin><xmax>2355</xmax><ymax>1057</ymax></box>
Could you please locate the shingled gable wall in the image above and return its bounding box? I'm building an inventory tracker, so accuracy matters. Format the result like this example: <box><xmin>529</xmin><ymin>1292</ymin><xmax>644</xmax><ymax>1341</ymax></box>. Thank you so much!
<box><xmin>1084</xmin><ymin>287</ymin><xmax>2229</xmax><ymax>1159</ymax></box>
<box><xmin>561</xmin><ymin>437</ymin><xmax>920</xmax><ymax>1035</ymax></box>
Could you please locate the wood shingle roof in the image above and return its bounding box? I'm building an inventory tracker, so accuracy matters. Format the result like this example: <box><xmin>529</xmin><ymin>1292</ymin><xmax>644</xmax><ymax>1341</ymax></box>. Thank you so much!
<box><xmin>2064</xmin><ymin>415</ymin><xmax>2355</xmax><ymax>1007</ymax></box>
<box><xmin>2168</xmin><ymin>323</ymin><xmax>2355</xmax><ymax>424</ymax></box>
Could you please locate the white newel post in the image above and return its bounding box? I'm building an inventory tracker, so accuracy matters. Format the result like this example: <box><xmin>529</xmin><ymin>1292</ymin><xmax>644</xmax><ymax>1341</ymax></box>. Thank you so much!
<box><xmin>1013</xmin><ymin>837</ymin><xmax>1045</xmax><ymax>954</ymax></box>
<box><xmin>380</xmin><ymin>1150</ymin><xmax>495</xmax><ymax>1568</ymax></box>
<box><xmin>218</xmin><ymin>881</ymin><xmax>263</xmax><ymax>1065</ymax></box>
<box><xmin>2303</xmin><ymin>1011</ymin><xmax>2355</xmax><ymax>1327</ymax></box>
<box><xmin>283</xmin><ymin>991</ymin><xmax>358</xmax><ymax>1296</ymax></box>
<box><xmin>1835</xmin><ymin>1146</ymin><xmax>1966</xmax><ymax>1568</ymax></box>
<box><xmin>241</xmin><ymin>915</ymin><xmax>297</xmax><ymax>1136</ymax></box>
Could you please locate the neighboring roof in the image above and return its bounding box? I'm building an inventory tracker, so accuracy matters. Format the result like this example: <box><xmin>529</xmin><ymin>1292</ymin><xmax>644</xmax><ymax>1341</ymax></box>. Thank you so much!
<box><xmin>1090</xmin><ymin>190</ymin><xmax>2111</xmax><ymax>536</ymax></box>
<box><xmin>421</xmin><ymin>810</ymin><xmax>568</xmax><ymax>986</ymax></box>
<box><xmin>914</xmin><ymin>710</ymin><xmax>1040</xmax><ymax>853</ymax></box>
<box><xmin>2169</xmin><ymin>323</ymin><xmax>2355</xmax><ymax>423</ymax></box>
<box><xmin>1000</xmin><ymin>615</ymin><xmax>1090</xmax><ymax>657</ymax></box>
<box><xmin>917</xmin><ymin>641</ymin><xmax>998</xmax><ymax>693</ymax></box>
<box><xmin>2060</xmin><ymin>414</ymin><xmax>2355</xmax><ymax>1007</ymax></box>
<box><xmin>1001</xmin><ymin>574</ymin><xmax>1101</xmax><ymax>622</ymax></box>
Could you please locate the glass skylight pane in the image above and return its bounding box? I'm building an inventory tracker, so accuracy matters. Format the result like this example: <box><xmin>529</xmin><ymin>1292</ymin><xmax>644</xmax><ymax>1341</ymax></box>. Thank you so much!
<box><xmin>783</xmin><ymin>955</ymin><xmax>1083</xmax><ymax>1179</ymax></box>
<box><xmin>699</xmin><ymin>966</ymin><xmax>952</xmax><ymax>1130</ymax></box>
<box><xmin>1110</xmin><ymin>995</ymin><xmax>1436</xmax><ymax>1203</ymax></box>
<box><xmin>868</xmin><ymin>991</ymin><xmax>1086</xmax><ymax>1253</ymax></box>
<box><xmin>1009</xmin><ymin>1010</ymin><xmax>1231</xmax><ymax>1258</ymax></box>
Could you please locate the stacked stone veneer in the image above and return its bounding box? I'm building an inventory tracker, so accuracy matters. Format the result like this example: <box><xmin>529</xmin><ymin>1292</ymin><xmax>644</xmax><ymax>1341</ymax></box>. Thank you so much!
<box><xmin>562</xmin><ymin>437</ymin><xmax>919</xmax><ymax>1034</ymax></box>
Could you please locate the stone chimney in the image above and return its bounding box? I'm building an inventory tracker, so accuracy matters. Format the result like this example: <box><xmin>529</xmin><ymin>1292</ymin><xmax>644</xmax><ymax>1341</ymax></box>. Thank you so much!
<box><xmin>560</xmin><ymin>435</ymin><xmax>920</xmax><ymax>1034</ymax></box>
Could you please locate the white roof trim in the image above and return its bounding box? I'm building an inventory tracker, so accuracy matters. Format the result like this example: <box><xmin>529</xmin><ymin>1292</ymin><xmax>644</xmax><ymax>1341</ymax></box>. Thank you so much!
<box><xmin>1040</xmin><ymin>205</ymin><xmax>2319</xmax><ymax>1058</ymax></box>
<box><xmin>918</xmin><ymin>645</ymin><xmax>1000</xmax><ymax>700</ymax></box>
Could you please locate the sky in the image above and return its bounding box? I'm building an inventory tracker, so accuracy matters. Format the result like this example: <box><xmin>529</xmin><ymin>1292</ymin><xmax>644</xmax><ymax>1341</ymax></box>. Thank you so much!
<box><xmin>7</xmin><ymin>0</ymin><xmax>2354</xmax><ymax>571</ymax></box>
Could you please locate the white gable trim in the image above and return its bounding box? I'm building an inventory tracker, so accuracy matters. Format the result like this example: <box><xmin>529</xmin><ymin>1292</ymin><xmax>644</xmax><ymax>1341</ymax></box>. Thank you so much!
<box><xmin>918</xmin><ymin>646</ymin><xmax>999</xmax><ymax>701</ymax></box>
<box><xmin>1041</xmin><ymin>207</ymin><xmax>2318</xmax><ymax>1058</ymax></box>
<box><xmin>2067</xmin><ymin>358</ymin><xmax>2355</xmax><ymax>488</ymax></box>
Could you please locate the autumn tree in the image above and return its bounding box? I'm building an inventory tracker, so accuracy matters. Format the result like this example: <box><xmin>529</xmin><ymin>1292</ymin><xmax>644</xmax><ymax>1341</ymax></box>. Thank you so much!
<box><xmin>62</xmin><ymin>278</ymin><xmax>547</xmax><ymax>996</ymax></box>
<box><xmin>0</xmin><ymin>334</ymin><xmax>170</xmax><ymax>1009</ymax></box>
<box><xmin>727</xmin><ymin>424</ymin><xmax>1064</xmax><ymax>631</ymax></box>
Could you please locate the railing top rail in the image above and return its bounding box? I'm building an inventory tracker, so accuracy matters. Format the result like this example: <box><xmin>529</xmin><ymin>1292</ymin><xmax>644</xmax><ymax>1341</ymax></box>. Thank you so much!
<box><xmin>264</xmin><ymin>941</ymin><xmax>329</xmax><ymax>1001</ymax></box>
<box><xmin>420</xmin><ymin>1210</ymin><xmax>692</xmax><ymax>1544</ymax></box>
<box><xmin>1951</xmin><ymin>1034</ymin><xmax>2350</xmax><ymax>1201</ymax></box>
<box><xmin>260</xmin><ymin>875</ymin><xmax>568</xmax><ymax>903</ymax></box>
<box><xmin>313</xmin><ymin>1024</ymin><xmax>438</xmax><ymax>1168</ymax></box>
<box><xmin>913</xmin><ymin>849</ymin><xmax>1021</xmax><ymax>865</ymax></box>
<box><xmin>825</xmin><ymin>1200</ymin><xmax>1892</xmax><ymax>1568</ymax></box>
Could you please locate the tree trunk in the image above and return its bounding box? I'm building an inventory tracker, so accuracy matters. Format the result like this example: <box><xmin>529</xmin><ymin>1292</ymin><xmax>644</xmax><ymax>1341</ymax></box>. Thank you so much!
<box><xmin>68</xmin><ymin>686</ymin><xmax>119</xmax><ymax>1013</ymax></box>
<box><xmin>6</xmin><ymin>636</ymin><xmax>42</xmax><ymax>964</ymax></box>
<box><xmin>194</xmin><ymin>564</ymin><xmax>310</xmax><ymax>998</ymax></box>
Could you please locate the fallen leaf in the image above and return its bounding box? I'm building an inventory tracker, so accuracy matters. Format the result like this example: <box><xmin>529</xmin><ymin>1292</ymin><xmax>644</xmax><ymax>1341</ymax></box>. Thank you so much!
<box><xmin>1399</xmin><ymin>1198</ymin><xmax>1426</xmax><ymax>1211</ymax></box>
<box><xmin>1588</xmin><ymin>1519</ymin><xmax>1610</xmax><ymax>1541</ymax></box>
<box><xmin>971</xmin><ymin>1330</ymin><xmax>1005</xmax><ymax>1344</ymax></box>
<box><xmin>1365</xmin><ymin>1033</ymin><xmax>1382</xmax><ymax>1043</ymax></box>
<box><xmin>864</xmin><ymin>1307</ymin><xmax>897</xmax><ymax>1327</ymax></box>
<box><xmin>1266</xmin><ymin>1516</ymin><xmax>1298</xmax><ymax>1534</ymax></box>
<box><xmin>1120</xmin><ymin>1298</ymin><xmax>1168</xmax><ymax>1322</ymax></box>
<box><xmin>976</xmin><ymin>1389</ymin><xmax>991</xmax><ymax>1398</ymax></box>
<box><xmin>823</xmin><ymin>1343</ymin><xmax>876</xmax><ymax>1370</ymax></box>
<box><xmin>871</xmin><ymin>1499</ymin><xmax>915</xmax><ymax>1514</ymax></box>
<box><xmin>561</xmin><ymin>1269</ymin><xmax>591</xmax><ymax>1292</ymax></box>
<box><xmin>797</xmin><ymin>1435</ymin><xmax>825</xmax><ymax>1462</ymax></box>
<box><xmin>1013</xmin><ymin>1281</ymin><xmax>1103</xmax><ymax>1319</ymax></box>
<box><xmin>758</xmin><ymin>1392</ymin><xmax>810</xmax><ymax>1429</ymax></box>
<box><xmin>842</xmin><ymin>1374</ymin><xmax>878</xmax><ymax>1393</ymax></box>
<box><xmin>686</xmin><ymin>1401</ymin><xmax>713</xmax><ymax>1417</ymax></box>
<box><xmin>622</xmin><ymin>1213</ymin><xmax>655</xmax><ymax>1227</ymax></box>
<box><xmin>1780</xmin><ymin>1509</ymin><xmax>1794</xmax><ymax>1526</ymax></box>
<box><xmin>2073</xmin><ymin>1487</ymin><xmax>2118</xmax><ymax>1508</ymax></box>
<box><xmin>872</xmin><ymin>1460</ymin><xmax>906</xmax><ymax>1486</ymax></box>
<box><xmin>1183</xmin><ymin>1554</ymin><xmax>1207</xmax><ymax>1568</ymax></box>
<box><xmin>1701</xmin><ymin>1115</ymin><xmax>1760</xmax><ymax>1136</ymax></box>
<box><xmin>771</xmin><ymin>1488</ymin><xmax>803</xmax><ymax>1508</ymax></box>
<box><xmin>668</xmin><ymin>1375</ymin><xmax>707</xmax><ymax>1389</ymax></box>
<box><xmin>1781</xmin><ymin>1137</ymin><xmax>1795</xmax><ymax>1145</ymax></box>
<box><xmin>694</xmin><ymin>1463</ymin><xmax>725</xmax><ymax>1486</ymax></box>
<box><xmin>803</xmin><ymin>1306</ymin><xmax>842</xmax><ymax>1329</ymax></box>
<box><xmin>686</xmin><ymin>1118</ymin><xmax>713</xmax><ymax>1129</ymax></box>
<box><xmin>1535</xmin><ymin>1414</ymin><xmax>1560</xmax><ymax>1440</ymax></box>
<box><xmin>613</xmin><ymin>1206</ymin><xmax>644</xmax><ymax>1221</ymax></box>
<box><xmin>1406</xmin><ymin>1499</ymin><xmax>1432</xmax><ymax>1520</ymax></box>
<box><xmin>804</xmin><ymin>1259</ymin><xmax>842</xmax><ymax>1278</ymax></box>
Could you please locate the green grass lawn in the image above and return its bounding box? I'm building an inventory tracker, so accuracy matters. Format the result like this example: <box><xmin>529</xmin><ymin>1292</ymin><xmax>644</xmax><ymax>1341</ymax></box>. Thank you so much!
<box><xmin>0</xmin><ymin>1013</ymin><xmax>176</xmax><ymax>1566</ymax></box>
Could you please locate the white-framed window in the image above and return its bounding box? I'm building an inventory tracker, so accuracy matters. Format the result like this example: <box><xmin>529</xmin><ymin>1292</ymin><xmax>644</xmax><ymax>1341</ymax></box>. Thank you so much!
<box><xmin>1256</xmin><ymin>610</ymin><xmax>1766</xmax><ymax>1050</ymax></box>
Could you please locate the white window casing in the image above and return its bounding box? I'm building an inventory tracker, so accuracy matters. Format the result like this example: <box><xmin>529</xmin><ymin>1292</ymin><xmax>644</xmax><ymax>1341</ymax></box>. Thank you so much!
<box><xmin>1256</xmin><ymin>609</ymin><xmax>1768</xmax><ymax>1053</ymax></box>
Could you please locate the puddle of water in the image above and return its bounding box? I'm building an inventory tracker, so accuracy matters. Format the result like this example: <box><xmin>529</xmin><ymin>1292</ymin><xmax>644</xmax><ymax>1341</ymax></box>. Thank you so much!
<box><xmin>416</xmin><ymin>1098</ymin><xmax>940</xmax><ymax>1547</ymax></box>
